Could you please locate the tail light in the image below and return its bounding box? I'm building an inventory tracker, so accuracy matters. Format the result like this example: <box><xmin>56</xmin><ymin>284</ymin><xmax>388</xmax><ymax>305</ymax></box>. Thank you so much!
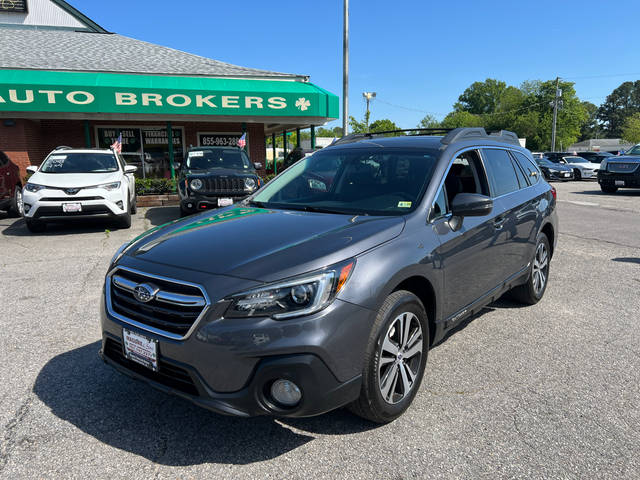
<box><xmin>550</xmin><ymin>185</ymin><xmax>557</xmax><ymax>200</ymax></box>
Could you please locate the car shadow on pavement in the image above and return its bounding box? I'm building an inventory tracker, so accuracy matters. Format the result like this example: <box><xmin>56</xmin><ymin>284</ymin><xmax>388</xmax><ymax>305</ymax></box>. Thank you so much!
<box><xmin>145</xmin><ymin>206</ymin><xmax>183</xmax><ymax>226</ymax></box>
<box><xmin>1</xmin><ymin>216</ymin><xmax>128</xmax><ymax>237</ymax></box>
<box><xmin>612</xmin><ymin>257</ymin><xmax>640</xmax><ymax>265</ymax></box>
<box><xmin>573</xmin><ymin>189</ymin><xmax>640</xmax><ymax>197</ymax></box>
<box><xmin>34</xmin><ymin>342</ymin><xmax>375</xmax><ymax>466</ymax></box>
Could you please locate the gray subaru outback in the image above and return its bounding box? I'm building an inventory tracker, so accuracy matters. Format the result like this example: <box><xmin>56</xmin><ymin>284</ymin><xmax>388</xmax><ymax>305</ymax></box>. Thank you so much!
<box><xmin>101</xmin><ymin>127</ymin><xmax>558</xmax><ymax>423</ymax></box>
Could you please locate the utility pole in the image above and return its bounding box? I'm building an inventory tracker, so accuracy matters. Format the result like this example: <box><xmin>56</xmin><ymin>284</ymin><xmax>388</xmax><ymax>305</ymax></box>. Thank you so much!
<box><xmin>342</xmin><ymin>0</ymin><xmax>349</xmax><ymax>136</ymax></box>
<box><xmin>363</xmin><ymin>92</ymin><xmax>376</xmax><ymax>131</ymax></box>
<box><xmin>551</xmin><ymin>77</ymin><xmax>561</xmax><ymax>152</ymax></box>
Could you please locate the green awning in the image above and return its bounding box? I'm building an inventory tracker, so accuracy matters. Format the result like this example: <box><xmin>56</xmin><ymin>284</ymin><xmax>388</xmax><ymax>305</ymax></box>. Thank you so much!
<box><xmin>0</xmin><ymin>69</ymin><xmax>339</xmax><ymax>120</ymax></box>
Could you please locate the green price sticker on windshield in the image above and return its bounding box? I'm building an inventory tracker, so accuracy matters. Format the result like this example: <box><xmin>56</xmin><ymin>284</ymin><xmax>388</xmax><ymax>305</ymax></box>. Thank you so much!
<box><xmin>398</xmin><ymin>201</ymin><xmax>412</xmax><ymax>208</ymax></box>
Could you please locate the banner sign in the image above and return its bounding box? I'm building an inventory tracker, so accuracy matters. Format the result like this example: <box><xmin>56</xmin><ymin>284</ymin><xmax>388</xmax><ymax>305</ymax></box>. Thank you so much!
<box><xmin>0</xmin><ymin>1</ymin><xmax>28</xmax><ymax>13</ymax></box>
<box><xmin>0</xmin><ymin>70</ymin><xmax>339</xmax><ymax>119</ymax></box>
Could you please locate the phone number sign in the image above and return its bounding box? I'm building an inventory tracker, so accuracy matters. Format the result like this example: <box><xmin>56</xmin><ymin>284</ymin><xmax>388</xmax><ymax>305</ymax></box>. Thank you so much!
<box><xmin>198</xmin><ymin>134</ymin><xmax>244</xmax><ymax>148</ymax></box>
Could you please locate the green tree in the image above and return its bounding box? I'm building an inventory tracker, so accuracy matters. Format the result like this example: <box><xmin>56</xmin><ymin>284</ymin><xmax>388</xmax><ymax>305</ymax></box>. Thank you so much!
<box><xmin>597</xmin><ymin>81</ymin><xmax>640</xmax><ymax>137</ymax></box>
<box><xmin>621</xmin><ymin>112</ymin><xmax>640</xmax><ymax>144</ymax></box>
<box><xmin>440</xmin><ymin>111</ymin><xmax>484</xmax><ymax>128</ymax></box>
<box><xmin>417</xmin><ymin>114</ymin><xmax>440</xmax><ymax>129</ymax></box>
<box><xmin>369</xmin><ymin>118</ymin><xmax>402</xmax><ymax>134</ymax></box>
<box><xmin>316</xmin><ymin>126</ymin><xmax>343</xmax><ymax>138</ymax></box>
<box><xmin>579</xmin><ymin>101</ymin><xmax>602</xmax><ymax>141</ymax></box>
<box><xmin>348</xmin><ymin>115</ymin><xmax>367</xmax><ymax>133</ymax></box>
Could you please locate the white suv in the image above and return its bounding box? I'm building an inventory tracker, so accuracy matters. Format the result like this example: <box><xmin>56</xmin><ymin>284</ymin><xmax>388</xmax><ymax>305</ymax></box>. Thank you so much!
<box><xmin>22</xmin><ymin>147</ymin><xmax>137</xmax><ymax>232</ymax></box>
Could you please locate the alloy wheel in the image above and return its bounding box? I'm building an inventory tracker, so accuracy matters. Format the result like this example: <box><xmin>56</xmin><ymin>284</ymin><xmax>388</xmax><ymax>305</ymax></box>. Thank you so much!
<box><xmin>15</xmin><ymin>187</ymin><xmax>24</xmax><ymax>216</ymax></box>
<box><xmin>532</xmin><ymin>242</ymin><xmax>549</xmax><ymax>295</ymax></box>
<box><xmin>378</xmin><ymin>312</ymin><xmax>423</xmax><ymax>405</ymax></box>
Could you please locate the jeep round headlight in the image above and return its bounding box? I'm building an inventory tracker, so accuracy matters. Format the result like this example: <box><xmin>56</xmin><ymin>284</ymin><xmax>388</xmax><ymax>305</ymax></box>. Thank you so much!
<box><xmin>244</xmin><ymin>177</ymin><xmax>257</xmax><ymax>191</ymax></box>
<box><xmin>190</xmin><ymin>178</ymin><xmax>203</xmax><ymax>191</ymax></box>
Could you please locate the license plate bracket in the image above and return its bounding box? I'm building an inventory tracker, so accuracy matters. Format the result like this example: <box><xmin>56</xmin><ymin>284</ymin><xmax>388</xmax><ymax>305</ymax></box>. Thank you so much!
<box><xmin>123</xmin><ymin>329</ymin><xmax>158</xmax><ymax>371</ymax></box>
<box><xmin>615</xmin><ymin>180</ymin><xmax>625</xmax><ymax>186</ymax></box>
<box><xmin>62</xmin><ymin>202</ymin><xmax>82</xmax><ymax>213</ymax></box>
<box><xmin>218</xmin><ymin>197</ymin><xmax>233</xmax><ymax>207</ymax></box>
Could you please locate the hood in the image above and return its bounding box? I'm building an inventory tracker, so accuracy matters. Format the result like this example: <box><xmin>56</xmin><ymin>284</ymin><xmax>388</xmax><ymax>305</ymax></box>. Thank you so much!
<box><xmin>29</xmin><ymin>171</ymin><xmax>121</xmax><ymax>188</ymax></box>
<box><xmin>183</xmin><ymin>168</ymin><xmax>256</xmax><ymax>177</ymax></box>
<box><xmin>122</xmin><ymin>206</ymin><xmax>405</xmax><ymax>282</ymax></box>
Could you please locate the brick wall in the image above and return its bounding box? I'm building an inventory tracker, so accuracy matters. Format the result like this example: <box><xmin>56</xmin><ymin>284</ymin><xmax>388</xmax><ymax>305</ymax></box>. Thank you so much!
<box><xmin>0</xmin><ymin>118</ymin><xmax>267</xmax><ymax>179</ymax></box>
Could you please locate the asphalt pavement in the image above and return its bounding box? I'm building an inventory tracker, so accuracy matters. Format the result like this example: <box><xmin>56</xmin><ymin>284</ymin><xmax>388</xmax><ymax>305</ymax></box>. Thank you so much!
<box><xmin>0</xmin><ymin>181</ymin><xmax>639</xmax><ymax>479</ymax></box>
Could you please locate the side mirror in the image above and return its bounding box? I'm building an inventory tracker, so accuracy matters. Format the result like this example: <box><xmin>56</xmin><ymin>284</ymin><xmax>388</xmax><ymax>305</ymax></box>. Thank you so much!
<box><xmin>26</xmin><ymin>165</ymin><xmax>38</xmax><ymax>174</ymax></box>
<box><xmin>254</xmin><ymin>162</ymin><xmax>263</xmax><ymax>170</ymax></box>
<box><xmin>451</xmin><ymin>193</ymin><xmax>493</xmax><ymax>218</ymax></box>
<box><xmin>124</xmin><ymin>165</ymin><xmax>137</xmax><ymax>173</ymax></box>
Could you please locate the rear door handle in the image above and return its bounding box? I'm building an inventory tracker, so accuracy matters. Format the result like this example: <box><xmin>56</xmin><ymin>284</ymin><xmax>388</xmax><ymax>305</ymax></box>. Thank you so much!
<box><xmin>494</xmin><ymin>215</ymin><xmax>507</xmax><ymax>229</ymax></box>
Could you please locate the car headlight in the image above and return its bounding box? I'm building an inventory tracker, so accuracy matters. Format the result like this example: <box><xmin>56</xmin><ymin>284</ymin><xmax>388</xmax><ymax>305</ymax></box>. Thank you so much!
<box><xmin>225</xmin><ymin>259</ymin><xmax>355</xmax><ymax>319</ymax></box>
<box><xmin>25</xmin><ymin>183</ymin><xmax>45</xmax><ymax>193</ymax></box>
<box><xmin>190</xmin><ymin>178</ymin><xmax>203</xmax><ymax>190</ymax></box>
<box><xmin>99</xmin><ymin>181</ymin><xmax>121</xmax><ymax>191</ymax></box>
<box><xmin>244</xmin><ymin>177</ymin><xmax>257</xmax><ymax>191</ymax></box>
<box><xmin>600</xmin><ymin>159</ymin><xmax>608</xmax><ymax>171</ymax></box>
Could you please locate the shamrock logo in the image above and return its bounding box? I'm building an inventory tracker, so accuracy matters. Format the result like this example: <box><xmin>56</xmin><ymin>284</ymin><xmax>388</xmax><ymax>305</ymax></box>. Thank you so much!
<box><xmin>295</xmin><ymin>97</ymin><xmax>311</xmax><ymax>111</ymax></box>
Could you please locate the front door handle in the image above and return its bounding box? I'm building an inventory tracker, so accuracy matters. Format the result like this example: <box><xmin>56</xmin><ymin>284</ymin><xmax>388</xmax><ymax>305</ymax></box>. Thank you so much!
<box><xmin>494</xmin><ymin>215</ymin><xmax>507</xmax><ymax>229</ymax></box>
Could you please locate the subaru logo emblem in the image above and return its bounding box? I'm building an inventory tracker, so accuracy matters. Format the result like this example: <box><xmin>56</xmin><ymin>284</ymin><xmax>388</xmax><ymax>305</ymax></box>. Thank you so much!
<box><xmin>133</xmin><ymin>283</ymin><xmax>159</xmax><ymax>303</ymax></box>
<box><xmin>64</xmin><ymin>188</ymin><xmax>80</xmax><ymax>195</ymax></box>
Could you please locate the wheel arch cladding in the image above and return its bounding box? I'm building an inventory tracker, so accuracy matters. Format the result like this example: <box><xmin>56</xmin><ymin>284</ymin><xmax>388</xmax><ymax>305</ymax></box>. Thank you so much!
<box><xmin>393</xmin><ymin>276</ymin><xmax>436</xmax><ymax>346</ymax></box>
<box><xmin>541</xmin><ymin>222</ymin><xmax>555</xmax><ymax>258</ymax></box>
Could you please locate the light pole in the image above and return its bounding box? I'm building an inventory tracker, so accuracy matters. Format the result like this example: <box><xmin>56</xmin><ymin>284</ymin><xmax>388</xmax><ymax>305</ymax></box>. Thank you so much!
<box><xmin>342</xmin><ymin>0</ymin><xmax>349</xmax><ymax>136</ymax></box>
<box><xmin>363</xmin><ymin>91</ymin><xmax>376</xmax><ymax>131</ymax></box>
<box><xmin>550</xmin><ymin>77</ymin><xmax>562</xmax><ymax>152</ymax></box>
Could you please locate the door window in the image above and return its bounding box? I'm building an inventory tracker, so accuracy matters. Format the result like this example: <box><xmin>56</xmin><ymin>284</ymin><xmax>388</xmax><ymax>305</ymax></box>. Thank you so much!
<box><xmin>482</xmin><ymin>149</ymin><xmax>520</xmax><ymax>197</ymax></box>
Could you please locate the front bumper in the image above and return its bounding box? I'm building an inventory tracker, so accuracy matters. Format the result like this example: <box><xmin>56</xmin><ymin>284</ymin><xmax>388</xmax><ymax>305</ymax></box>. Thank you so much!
<box><xmin>100</xmin><ymin>281</ymin><xmax>372</xmax><ymax>417</ymax></box>
<box><xmin>598</xmin><ymin>171</ymin><xmax>640</xmax><ymax>188</ymax></box>
<box><xmin>23</xmin><ymin>186</ymin><xmax>127</xmax><ymax>219</ymax></box>
<box><xmin>548</xmin><ymin>170</ymin><xmax>573</xmax><ymax>181</ymax></box>
<box><xmin>180</xmin><ymin>193</ymin><xmax>249</xmax><ymax>213</ymax></box>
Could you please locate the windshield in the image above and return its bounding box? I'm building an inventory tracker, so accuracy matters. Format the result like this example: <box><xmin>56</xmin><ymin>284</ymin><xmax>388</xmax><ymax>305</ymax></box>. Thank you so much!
<box><xmin>40</xmin><ymin>153</ymin><xmax>119</xmax><ymax>173</ymax></box>
<box><xmin>564</xmin><ymin>157</ymin><xmax>588</xmax><ymax>163</ymax></box>
<box><xmin>536</xmin><ymin>158</ymin><xmax>554</xmax><ymax>167</ymax></box>
<box><xmin>186</xmin><ymin>149</ymin><xmax>251</xmax><ymax>170</ymax></box>
<box><xmin>250</xmin><ymin>147</ymin><xmax>439</xmax><ymax>216</ymax></box>
<box><xmin>626</xmin><ymin>145</ymin><xmax>640</xmax><ymax>155</ymax></box>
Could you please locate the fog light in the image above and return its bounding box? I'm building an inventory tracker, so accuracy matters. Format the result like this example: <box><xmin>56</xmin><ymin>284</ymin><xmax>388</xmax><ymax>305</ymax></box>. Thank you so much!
<box><xmin>116</xmin><ymin>200</ymin><xmax>124</xmax><ymax>209</ymax></box>
<box><xmin>187</xmin><ymin>202</ymin><xmax>193</xmax><ymax>209</ymax></box>
<box><xmin>23</xmin><ymin>203</ymin><xmax>31</xmax><ymax>213</ymax></box>
<box><xmin>270</xmin><ymin>379</ymin><xmax>302</xmax><ymax>407</ymax></box>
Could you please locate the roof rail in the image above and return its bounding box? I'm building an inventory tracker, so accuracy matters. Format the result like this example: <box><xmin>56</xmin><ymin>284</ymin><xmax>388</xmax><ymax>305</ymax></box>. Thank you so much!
<box><xmin>53</xmin><ymin>145</ymin><xmax>73</xmax><ymax>151</ymax></box>
<box><xmin>330</xmin><ymin>128</ymin><xmax>454</xmax><ymax>146</ymax></box>
<box><xmin>441</xmin><ymin>128</ymin><xmax>521</xmax><ymax>146</ymax></box>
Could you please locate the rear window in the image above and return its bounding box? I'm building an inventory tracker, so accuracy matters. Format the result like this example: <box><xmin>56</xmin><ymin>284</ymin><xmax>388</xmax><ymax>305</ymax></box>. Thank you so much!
<box><xmin>40</xmin><ymin>153</ymin><xmax>119</xmax><ymax>173</ymax></box>
<box><xmin>512</xmin><ymin>151</ymin><xmax>540</xmax><ymax>184</ymax></box>
<box><xmin>482</xmin><ymin>149</ymin><xmax>520</xmax><ymax>197</ymax></box>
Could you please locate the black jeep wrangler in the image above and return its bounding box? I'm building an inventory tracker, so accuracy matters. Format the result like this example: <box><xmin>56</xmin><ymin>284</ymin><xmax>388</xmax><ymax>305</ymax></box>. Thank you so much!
<box><xmin>178</xmin><ymin>146</ymin><xmax>263</xmax><ymax>216</ymax></box>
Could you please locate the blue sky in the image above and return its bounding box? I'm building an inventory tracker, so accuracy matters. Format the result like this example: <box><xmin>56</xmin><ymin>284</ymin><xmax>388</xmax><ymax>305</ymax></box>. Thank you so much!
<box><xmin>74</xmin><ymin>0</ymin><xmax>640</xmax><ymax>130</ymax></box>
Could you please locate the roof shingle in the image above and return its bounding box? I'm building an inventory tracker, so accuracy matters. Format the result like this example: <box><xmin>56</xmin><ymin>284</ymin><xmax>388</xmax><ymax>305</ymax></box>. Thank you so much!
<box><xmin>0</xmin><ymin>27</ymin><xmax>306</xmax><ymax>80</ymax></box>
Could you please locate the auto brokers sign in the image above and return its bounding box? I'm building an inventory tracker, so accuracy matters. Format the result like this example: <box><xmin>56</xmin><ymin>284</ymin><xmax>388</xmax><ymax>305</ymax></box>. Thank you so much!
<box><xmin>0</xmin><ymin>71</ymin><xmax>338</xmax><ymax>118</ymax></box>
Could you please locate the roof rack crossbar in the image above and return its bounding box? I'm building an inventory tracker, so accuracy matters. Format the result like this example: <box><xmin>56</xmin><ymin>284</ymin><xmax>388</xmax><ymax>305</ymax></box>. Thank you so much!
<box><xmin>330</xmin><ymin>127</ymin><xmax>454</xmax><ymax>146</ymax></box>
<box><xmin>440</xmin><ymin>128</ymin><xmax>521</xmax><ymax>146</ymax></box>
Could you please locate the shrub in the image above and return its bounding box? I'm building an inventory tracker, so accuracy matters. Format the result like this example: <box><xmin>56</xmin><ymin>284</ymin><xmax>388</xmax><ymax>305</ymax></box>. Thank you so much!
<box><xmin>135</xmin><ymin>178</ymin><xmax>177</xmax><ymax>195</ymax></box>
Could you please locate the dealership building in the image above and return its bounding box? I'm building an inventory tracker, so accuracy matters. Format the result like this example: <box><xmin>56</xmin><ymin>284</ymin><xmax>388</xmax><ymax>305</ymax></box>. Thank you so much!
<box><xmin>0</xmin><ymin>0</ymin><xmax>338</xmax><ymax>178</ymax></box>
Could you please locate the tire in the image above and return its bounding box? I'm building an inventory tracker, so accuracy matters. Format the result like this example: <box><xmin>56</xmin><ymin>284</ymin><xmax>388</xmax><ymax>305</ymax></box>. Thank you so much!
<box><xmin>348</xmin><ymin>290</ymin><xmax>429</xmax><ymax>423</ymax></box>
<box><xmin>510</xmin><ymin>232</ymin><xmax>550</xmax><ymax>305</ymax></box>
<box><xmin>7</xmin><ymin>185</ymin><xmax>23</xmax><ymax>217</ymax></box>
<box><xmin>25</xmin><ymin>218</ymin><xmax>46</xmax><ymax>233</ymax></box>
<box><xmin>573</xmin><ymin>168</ymin><xmax>582</xmax><ymax>181</ymax></box>
<box><xmin>117</xmin><ymin>197</ymin><xmax>132</xmax><ymax>228</ymax></box>
<box><xmin>180</xmin><ymin>205</ymin><xmax>192</xmax><ymax>217</ymax></box>
<box><xmin>130</xmin><ymin>192</ymin><xmax>137</xmax><ymax>214</ymax></box>
<box><xmin>600</xmin><ymin>185</ymin><xmax>617</xmax><ymax>194</ymax></box>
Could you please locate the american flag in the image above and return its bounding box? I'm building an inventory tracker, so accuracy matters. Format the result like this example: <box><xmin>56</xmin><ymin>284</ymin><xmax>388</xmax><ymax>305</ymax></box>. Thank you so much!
<box><xmin>237</xmin><ymin>133</ymin><xmax>246</xmax><ymax>149</ymax></box>
<box><xmin>111</xmin><ymin>133</ymin><xmax>122</xmax><ymax>154</ymax></box>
